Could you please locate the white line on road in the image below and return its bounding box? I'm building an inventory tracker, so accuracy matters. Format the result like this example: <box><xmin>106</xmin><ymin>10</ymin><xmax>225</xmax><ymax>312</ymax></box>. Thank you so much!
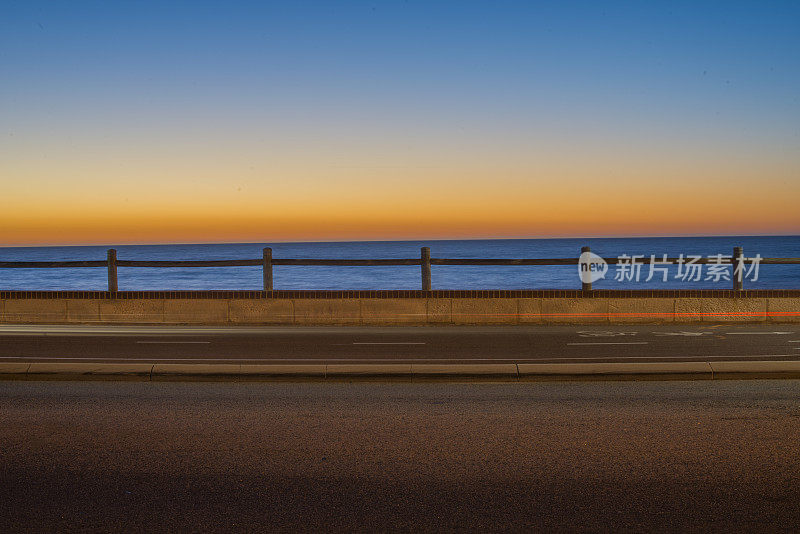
<box><xmin>652</xmin><ymin>332</ymin><xmax>709</xmax><ymax>337</ymax></box>
<box><xmin>567</xmin><ymin>342</ymin><xmax>649</xmax><ymax>346</ymax></box>
<box><xmin>726</xmin><ymin>332</ymin><xmax>793</xmax><ymax>335</ymax></box>
<box><xmin>137</xmin><ymin>341</ymin><xmax>211</xmax><ymax>345</ymax></box>
<box><xmin>351</xmin><ymin>342</ymin><xmax>426</xmax><ymax>345</ymax></box>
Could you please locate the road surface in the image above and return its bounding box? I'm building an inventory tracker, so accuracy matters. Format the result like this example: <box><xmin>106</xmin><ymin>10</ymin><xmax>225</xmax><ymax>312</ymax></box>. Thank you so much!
<box><xmin>0</xmin><ymin>323</ymin><xmax>799</xmax><ymax>364</ymax></box>
<box><xmin>1</xmin><ymin>380</ymin><xmax>799</xmax><ymax>532</ymax></box>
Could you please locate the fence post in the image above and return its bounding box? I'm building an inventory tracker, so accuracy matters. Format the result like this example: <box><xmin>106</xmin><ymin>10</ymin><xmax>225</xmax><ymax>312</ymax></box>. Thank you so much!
<box><xmin>263</xmin><ymin>247</ymin><xmax>273</xmax><ymax>291</ymax></box>
<box><xmin>733</xmin><ymin>246</ymin><xmax>743</xmax><ymax>291</ymax></box>
<box><xmin>107</xmin><ymin>249</ymin><xmax>118</xmax><ymax>293</ymax></box>
<box><xmin>421</xmin><ymin>247</ymin><xmax>431</xmax><ymax>291</ymax></box>
<box><xmin>581</xmin><ymin>246</ymin><xmax>592</xmax><ymax>291</ymax></box>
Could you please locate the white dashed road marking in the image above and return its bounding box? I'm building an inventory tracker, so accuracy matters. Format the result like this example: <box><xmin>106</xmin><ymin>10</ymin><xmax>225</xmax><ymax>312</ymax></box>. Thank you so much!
<box><xmin>726</xmin><ymin>332</ymin><xmax>793</xmax><ymax>335</ymax></box>
<box><xmin>567</xmin><ymin>342</ymin><xmax>649</xmax><ymax>346</ymax></box>
<box><xmin>136</xmin><ymin>341</ymin><xmax>211</xmax><ymax>344</ymax></box>
<box><xmin>351</xmin><ymin>342</ymin><xmax>427</xmax><ymax>345</ymax></box>
<box><xmin>653</xmin><ymin>332</ymin><xmax>709</xmax><ymax>336</ymax></box>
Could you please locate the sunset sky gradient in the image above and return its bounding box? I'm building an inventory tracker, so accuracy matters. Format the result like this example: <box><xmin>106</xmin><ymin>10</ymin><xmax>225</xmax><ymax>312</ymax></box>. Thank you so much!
<box><xmin>2</xmin><ymin>1</ymin><xmax>799</xmax><ymax>245</ymax></box>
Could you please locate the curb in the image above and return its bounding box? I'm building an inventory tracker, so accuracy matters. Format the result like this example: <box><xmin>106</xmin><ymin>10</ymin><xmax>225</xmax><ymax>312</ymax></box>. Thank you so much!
<box><xmin>518</xmin><ymin>362</ymin><xmax>713</xmax><ymax>381</ymax></box>
<box><xmin>412</xmin><ymin>364</ymin><xmax>518</xmax><ymax>381</ymax></box>
<box><xmin>708</xmin><ymin>360</ymin><xmax>800</xmax><ymax>380</ymax></box>
<box><xmin>24</xmin><ymin>363</ymin><xmax>153</xmax><ymax>381</ymax></box>
<box><xmin>1</xmin><ymin>361</ymin><xmax>800</xmax><ymax>382</ymax></box>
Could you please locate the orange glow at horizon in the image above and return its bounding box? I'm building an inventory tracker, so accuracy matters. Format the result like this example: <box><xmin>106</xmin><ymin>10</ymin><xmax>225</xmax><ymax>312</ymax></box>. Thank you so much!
<box><xmin>3</xmin><ymin>169</ymin><xmax>798</xmax><ymax>246</ymax></box>
<box><xmin>3</xmin><ymin>111</ymin><xmax>799</xmax><ymax>246</ymax></box>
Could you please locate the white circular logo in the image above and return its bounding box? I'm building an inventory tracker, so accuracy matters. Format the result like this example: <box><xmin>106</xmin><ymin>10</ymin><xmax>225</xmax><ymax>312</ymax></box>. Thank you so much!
<box><xmin>578</xmin><ymin>251</ymin><xmax>608</xmax><ymax>284</ymax></box>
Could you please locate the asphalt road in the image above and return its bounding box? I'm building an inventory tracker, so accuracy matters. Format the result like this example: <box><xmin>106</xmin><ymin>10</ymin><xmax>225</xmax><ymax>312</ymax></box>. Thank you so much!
<box><xmin>1</xmin><ymin>380</ymin><xmax>799</xmax><ymax>532</ymax></box>
<box><xmin>0</xmin><ymin>324</ymin><xmax>799</xmax><ymax>364</ymax></box>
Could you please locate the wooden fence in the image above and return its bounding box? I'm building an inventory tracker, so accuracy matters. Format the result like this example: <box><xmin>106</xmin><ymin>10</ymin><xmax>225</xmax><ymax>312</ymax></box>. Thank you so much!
<box><xmin>0</xmin><ymin>246</ymin><xmax>798</xmax><ymax>292</ymax></box>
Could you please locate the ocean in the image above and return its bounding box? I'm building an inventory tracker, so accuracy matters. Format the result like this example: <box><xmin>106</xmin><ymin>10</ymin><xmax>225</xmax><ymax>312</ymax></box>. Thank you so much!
<box><xmin>0</xmin><ymin>236</ymin><xmax>798</xmax><ymax>291</ymax></box>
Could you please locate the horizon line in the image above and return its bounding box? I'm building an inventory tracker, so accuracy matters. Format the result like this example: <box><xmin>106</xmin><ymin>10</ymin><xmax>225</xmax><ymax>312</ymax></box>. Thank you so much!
<box><xmin>2</xmin><ymin>232</ymin><xmax>799</xmax><ymax>249</ymax></box>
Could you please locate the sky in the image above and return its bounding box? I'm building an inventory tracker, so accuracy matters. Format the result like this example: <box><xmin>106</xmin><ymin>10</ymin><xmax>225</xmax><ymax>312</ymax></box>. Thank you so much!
<box><xmin>1</xmin><ymin>1</ymin><xmax>799</xmax><ymax>245</ymax></box>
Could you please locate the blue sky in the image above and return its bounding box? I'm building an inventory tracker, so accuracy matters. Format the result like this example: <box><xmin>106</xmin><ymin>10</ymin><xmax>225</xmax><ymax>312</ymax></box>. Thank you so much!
<box><xmin>2</xmin><ymin>1</ymin><xmax>799</xmax><ymax>244</ymax></box>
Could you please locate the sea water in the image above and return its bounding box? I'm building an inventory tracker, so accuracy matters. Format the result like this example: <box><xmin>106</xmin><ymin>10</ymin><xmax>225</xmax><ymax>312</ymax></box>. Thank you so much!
<box><xmin>0</xmin><ymin>236</ymin><xmax>798</xmax><ymax>290</ymax></box>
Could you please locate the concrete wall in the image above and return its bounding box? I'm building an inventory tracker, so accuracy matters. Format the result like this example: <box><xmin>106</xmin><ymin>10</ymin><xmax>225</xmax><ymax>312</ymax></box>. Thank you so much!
<box><xmin>0</xmin><ymin>297</ymin><xmax>798</xmax><ymax>324</ymax></box>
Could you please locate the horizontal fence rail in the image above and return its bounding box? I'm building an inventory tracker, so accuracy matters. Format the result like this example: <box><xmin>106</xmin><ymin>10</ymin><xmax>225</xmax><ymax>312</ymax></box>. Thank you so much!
<box><xmin>5</xmin><ymin>258</ymin><xmax>800</xmax><ymax>268</ymax></box>
<box><xmin>0</xmin><ymin>246</ymin><xmax>798</xmax><ymax>292</ymax></box>
<box><xmin>0</xmin><ymin>261</ymin><xmax>108</xmax><ymax>268</ymax></box>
